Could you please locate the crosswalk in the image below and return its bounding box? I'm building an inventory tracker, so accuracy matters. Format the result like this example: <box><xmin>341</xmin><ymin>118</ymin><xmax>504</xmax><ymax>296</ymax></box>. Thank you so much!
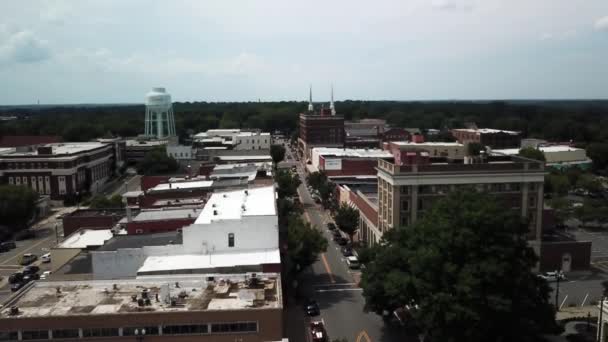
<box><xmin>592</xmin><ymin>261</ymin><xmax>608</xmax><ymax>273</ymax></box>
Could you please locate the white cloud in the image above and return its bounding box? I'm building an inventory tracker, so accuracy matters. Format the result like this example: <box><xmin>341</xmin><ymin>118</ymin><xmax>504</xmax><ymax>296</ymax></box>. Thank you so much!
<box><xmin>595</xmin><ymin>16</ymin><xmax>608</xmax><ymax>31</ymax></box>
<box><xmin>0</xmin><ymin>28</ymin><xmax>51</xmax><ymax>65</ymax></box>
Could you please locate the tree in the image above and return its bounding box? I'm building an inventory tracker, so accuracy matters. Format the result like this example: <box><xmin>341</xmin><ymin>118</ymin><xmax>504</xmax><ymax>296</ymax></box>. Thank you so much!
<box><xmin>136</xmin><ymin>147</ymin><xmax>180</xmax><ymax>175</ymax></box>
<box><xmin>270</xmin><ymin>144</ymin><xmax>286</xmax><ymax>167</ymax></box>
<box><xmin>467</xmin><ymin>142</ymin><xmax>484</xmax><ymax>156</ymax></box>
<box><xmin>587</xmin><ymin>143</ymin><xmax>608</xmax><ymax>171</ymax></box>
<box><xmin>286</xmin><ymin>216</ymin><xmax>328</xmax><ymax>276</ymax></box>
<box><xmin>0</xmin><ymin>185</ymin><xmax>38</xmax><ymax>231</ymax></box>
<box><xmin>275</xmin><ymin>169</ymin><xmax>301</xmax><ymax>199</ymax></box>
<box><xmin>360</xmin><ymin>191</ymin><xmax>557</xmax><ymax>341</ymax></box>
<box><xmin>519</xmin><ymin>147</ymin><xmax>546</xmax><ymax>162</ymax></box>
<box><xmin>89</xmin><ymin>194</ymin><xmax>124</xmax><ymax>209</ymax></box>
<box><xmin>334</xmin><ymin>204</ymin><xmax>360</xmax><ymax>243</ymax></box>
<box><xmin>576</xmin><ymin>174</ymin><xmax>602</xmax><ymax>194</ymax></box>
<box><xmin>545</xmin><ymin>173</ymin><xmax>570</xmax><ymax>196</ymax></box>
<box><xmin>306</xmin><ymin>171</ymin><xmax>328</xmax><ymax>191</ymax></box>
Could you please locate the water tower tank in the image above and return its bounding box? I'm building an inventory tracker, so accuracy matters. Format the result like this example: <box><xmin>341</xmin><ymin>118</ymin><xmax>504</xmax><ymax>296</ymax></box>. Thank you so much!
<box><xmin>144</xmin><ymin>87</ymin><xmax>176</xmax><ymax>139</ymax></box>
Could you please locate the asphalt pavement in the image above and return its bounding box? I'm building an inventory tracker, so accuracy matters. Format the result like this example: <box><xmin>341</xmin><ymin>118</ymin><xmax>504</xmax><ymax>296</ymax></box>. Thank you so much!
<box><xmin>286</xmin><ymin>145</ymin><xmax>409</xmax><ymax>342</ymax></box>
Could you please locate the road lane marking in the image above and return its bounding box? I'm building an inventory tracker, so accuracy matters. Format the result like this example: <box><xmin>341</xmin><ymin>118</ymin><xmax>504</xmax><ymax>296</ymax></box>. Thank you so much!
<box><xmin>581</xmin><ymin>293</ymin><xmax>589</xmax><ymax>307</ymax></box>
<box><xmin>560</xmin><ymin>295</ymin><xmax>569</xmax><ymax>311</ymax></box>
<box><xmin>356</xmin><ymin>330</ymin><xmax>372</xmax><ymax>342</ymax></box>
<box><xmin>320</xmin><ymin>253</ymin><xmax>336</xmax><ymax>283</ymax></box>
<box><xmin>1</xmin><ymin>236</ymin><xmax>53</xmax><ymax>265</ymax></box>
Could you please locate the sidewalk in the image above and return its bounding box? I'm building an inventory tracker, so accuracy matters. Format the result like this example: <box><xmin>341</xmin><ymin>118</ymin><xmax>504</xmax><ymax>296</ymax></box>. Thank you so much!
<box><xmin>556</xmin><ymin>305</ymin><xmax>598</xmax><ymax>321</ymax></box>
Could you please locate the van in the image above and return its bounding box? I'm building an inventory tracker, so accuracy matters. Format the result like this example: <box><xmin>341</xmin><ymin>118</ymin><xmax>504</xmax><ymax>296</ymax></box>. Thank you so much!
<box><xmin>346</xmin><ymin>256</ymin><xmax>360</xmax><ymax>269</ymax></box>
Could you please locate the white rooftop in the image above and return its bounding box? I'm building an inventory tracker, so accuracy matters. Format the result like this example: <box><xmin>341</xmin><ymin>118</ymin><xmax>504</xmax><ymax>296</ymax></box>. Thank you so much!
<box><xmin>217</xmin><ymin>155</ymin><xmax>272</xmax><ymax>161</ymax></box>
<box><xmin>454</xmin><ymin>128</ymin><xmax>520</xmax><ymax>135</ymax></box>
<box><xmin>137</xmin><ymin>249</ymin><xmax>280</xmax><ymax>274</ymax></box>
<box><xmin>149</xmin><ymin>180</ymin><xmax>213</xmax><ymax>192</ymax></box>
<box><xmin>492</xmin><ymin>145</ymin><xmax>585</xmax><ymax>155</ymax></box>
<box><xmin>313</xmin><ymin>147</ymin><xmax>393</xmax><ymax>159</ymax></box>
<box><xmin>194</xmin><ymin>186</ymin><xmax>276</xmax><ymax>224</ymax></box>
<box><xmin>125</xmin><ymin>139</ymin><xmax>168</xmax><ymax>147</ymax></box>
<box><xmin>122</xmin><ymin>190</ymin><xmax>143</xmax><ymax>198</ymax></box>
<box><xmin>125</xmin><ymin>208</ymin><xmax>202</xmax><ymax>222</ymax></box>
<box><xmin>391</xmin><ymin>141</ymin><xmax>464</xmax><ymax>147</ymax></box>
<box><xmin>3</xmin><ymin>142</ymin><xmax>108</xmax><ymax>156</ymax></box>
<box><xmin>58</xmin><ymin>229</ymin><xmax>113</xmax><ymax>249</ymax></box>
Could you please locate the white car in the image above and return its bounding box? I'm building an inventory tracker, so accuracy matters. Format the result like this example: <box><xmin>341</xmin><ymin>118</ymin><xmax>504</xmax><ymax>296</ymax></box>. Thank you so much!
<box><xmin>346</xmin><ymin>256</ymin><xmax>360</xmax><ymax>269</ymax></box>
<box><xmin>41</xmin><ymin>253</ymin><xmax>51</xmax><ymax>263</ymax></box>
<box><xmin>40</xmin><ymin>271</ymin><xmax>51</xmax><ymax>280</ymax></box>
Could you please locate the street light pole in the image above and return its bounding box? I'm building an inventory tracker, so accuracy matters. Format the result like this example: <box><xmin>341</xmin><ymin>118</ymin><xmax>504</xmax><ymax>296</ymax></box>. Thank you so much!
<box><xmin>555</xmin><ymin>269</ymin><xmax>561</xmax><ymax>311</ymax></box>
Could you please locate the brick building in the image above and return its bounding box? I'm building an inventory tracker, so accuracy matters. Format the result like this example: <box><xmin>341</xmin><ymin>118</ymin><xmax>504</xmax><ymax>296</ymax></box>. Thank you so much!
<box><xmin>452</xmin><ymin>128</ymin><xmax>521</xmax><ymax>149</ymax></box>
<box><xmin>309</xmin><ymin>147</ymin><xmax>393</xmax><ymax>177</ymax></box>
<box><xmin>122</xmin><ymin>208</ymin><xmax>201</xmax><ymax>235</ymax></box>
<box><xmin>0</xmin><ymin>275</ymin><xmax>283</xmax><ymax>342</ymax></box>
<box><xmin>62</xmin><ymin>209</ymin><xmax>126</xmax><ymax>237</ymax></box>
<box><xmin>298</xmin><ymin>107</ymin><xmax>345</xmax><ymax>160</ymax></box>
<box><xmin>0</xmin><ymin>142</ymin><xmax>119</xmax><ymax>200</ymax></box>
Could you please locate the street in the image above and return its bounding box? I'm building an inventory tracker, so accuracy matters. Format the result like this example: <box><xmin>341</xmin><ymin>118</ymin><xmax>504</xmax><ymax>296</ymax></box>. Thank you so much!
<box><xmin>285</xmin><ymin>144</ymin><xmax>408</xmax><ymax>342</ymax></box>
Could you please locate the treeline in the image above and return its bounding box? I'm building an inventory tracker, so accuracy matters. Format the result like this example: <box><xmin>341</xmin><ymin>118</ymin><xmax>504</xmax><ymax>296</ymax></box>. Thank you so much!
<box><xmin>1</xmin><ymin>100</ymin><xmax>608</xmax><ymax>144</ymax></box>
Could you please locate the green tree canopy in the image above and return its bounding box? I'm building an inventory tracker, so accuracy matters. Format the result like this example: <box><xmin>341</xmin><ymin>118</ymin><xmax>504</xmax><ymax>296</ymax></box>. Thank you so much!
<box><xmin>519</xmin><ymin>147</ymin><xmax>546</xmax><ymax>162</ymax></box>
<box><xmin>576</xmin><ymin>174</ymin><xmax>602</xmax><ymax>193</ymax></box>
<box><xmin>286</xmin><ymin>216</ymin><xmax>328</xmax><ymax>276</ymax></box>
<box><xmin>467</xmin><ymin>142</ymin><xmax>484</xmax><ymax>156</ymax></box>
<box><xmin>270</xmin><ymin>144</ymin><xmax>286</xmax><ymax>166</ymax></box>
<box><xmin>545</xmin><ymin>173</ymin><xmax>570</xmax><ymax>196</ymax></box>
<box><xmin>587</xmin><ymin>143</ymin><xmax>608</xmax><ymax>171</ymax></box>
<box><xmin>0</xmin><ymin>185</ymin><xmax>38</xmax><ymax>230</ymax></box>
<box><xmin>360</xmin><ymin>191</ymin><xmax>557</xmax><ymax>342</ymax></box>
<box><xmin>275</xmin><ymin>169</ymin><xmax>301</xmax><ymax>199</ymax></box>
<box><xmin>306</xmin><ymin>171</ymin><xmax>328</xmax><ymax>191</ymax></box>
<box><xmin>334</xmin><ymin>203</ymin><xmax>360</xmax><ymax>242</ymax></box>
<box><xmin>89</xmin><ymin>194</ymin><xmax>124</xmax><ymax>209</ymax></box>
<box><xmin>136</xmin><ymin>147</ymin><xmax>180</xmax><ymax>175</ymax></box>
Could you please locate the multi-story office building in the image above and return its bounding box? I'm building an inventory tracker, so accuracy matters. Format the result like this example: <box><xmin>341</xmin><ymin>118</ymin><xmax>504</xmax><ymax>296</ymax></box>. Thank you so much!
<box><xmin>376</xmin><ymin>152</ymin><xmax>546</xmax><ymax>252</ymax></box>
<box><xmin>0</xmin><ymin>142</ymin><xmax>118</xmax><ymax>200</ymax></box>
<box><xmin>193</xmin><ymin>129</ymin><xmax>271</xmax><ymax>151</ymax></box>
<box><xmin>298</xmin><ymin>109</ymin><xmax>345</xmax><ymax>160</ymax></box>
<box><xmin>0</xmin><ymin>274</ymin><xmax>283</xmax><ymax>342</ymax></box>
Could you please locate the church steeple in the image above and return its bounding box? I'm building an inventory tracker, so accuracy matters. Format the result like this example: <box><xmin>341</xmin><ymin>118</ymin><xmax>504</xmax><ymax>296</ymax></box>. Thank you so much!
<box><xmin>308</xmin><ymin>85</ymin><xmax>314</xmax><ymax>112</ymax></box>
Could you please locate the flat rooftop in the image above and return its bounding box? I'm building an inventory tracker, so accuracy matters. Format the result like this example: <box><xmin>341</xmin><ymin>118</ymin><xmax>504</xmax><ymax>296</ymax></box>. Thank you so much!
<box><xmin>2</xmin><ymin>274</ymin><xmax>281</xmax><ymax>318</ymax></box>
<box><xmin>96</xmin><ymin>231</ymin><xmax>182</xmax><ymax>251</ymax></box>
<box><xmin>149</xmin><ymin>180</ymin><xmax>214</xmax><ymax>192</ymax></box>
<box><xmin>59</xmin><ymin>229</ymin><xmax>114</xmax><ymax>249</ymax></box>
<box><xmin>151</xmin><ymin>197</ymin><xmax>206</xmax><ymax>206</ymax></box>
<box><xmin>194</xmin><ymin>186</ymin><xmax>276</xmax><ymax>225</ymax></box>
<box><xmin>313</xmin><ymin>147</ymin><xmax>393</xmax><ymax>159</ymax></box>
<box><xmin>391</xmin><ymin>141</ymin><xmax>464</xmax><ymax>147</ymax></box>
<box><xmin>138</xmin><ymin>249</ymin><xmax>281</xmax><ymax>274</ymax></box>
<box><xmin>1</xmin><ymin>142</ymin><xmax>108</xmax><ymax>156</ymax></box>
<box><xmin>126</xmin><ymin>139</ymin><xmax>168</xmax><ymax>147</ymax></box>
<box><xmin>217</xmin><ymin>155</ymin><xmax>271</xmax><ymax>161</ymax></box>
<box><xmin>67</xmin><ymin>209</ymin><xmax>125</xmax><ymax>218</ymax></box>
<box><xmin>453</xmin><ymin>128</ymin><xmax>520</xmax><ymax>135</ymax></box>
<box><xmin>121</xmin><ymin>208</ymin><xmax>202</xmax><ymax>223</ymax></box>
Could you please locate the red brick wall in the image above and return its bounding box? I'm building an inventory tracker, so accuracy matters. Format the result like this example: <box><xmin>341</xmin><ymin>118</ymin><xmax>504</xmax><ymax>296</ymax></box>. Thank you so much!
<box><xmin>63</xmin><ymin>215</ymin><xmax>123</xmax><ymax>236</ymax></box>
<box><xmin>140</xmin><ymin>176</ymin><xmax>171</xmax><ymax>191</ymax></box>
<box><xmin>349</xmin><ymin>191</ymin><xmax>378</xmax><ymax>227</ymax></box>
<box><xmin>126</xmin><ymin>218</ymin><xmax>196</xmax><ymax>234</ymax></box>
<box><xmin>321</xmin><ymin>158</ymin><xmax>380</xmax><ymax>177</ymax></box>
<box><xmin>540</xmin><ymin>241</ymin><xmax>591</xmax><ymax>272</ymax></box>
<box><xmin>261</xmin><ymin>263</ymin><xmax>281</xmax><ymax>273</ymax></box>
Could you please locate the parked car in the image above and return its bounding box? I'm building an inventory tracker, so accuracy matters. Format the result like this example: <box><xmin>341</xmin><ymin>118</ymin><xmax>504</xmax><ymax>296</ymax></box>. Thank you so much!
<box><xmin>326</xmin><ymin>223</ymin><xmax>336</xmax><ymax>231</ymax></box>
<box><xmin>41</xmin><ymin>253</ymin><xmax>51</xmax><ymax>263</ymax></box>
<box><xmin>8</xmin><ymin>272</ymin><xmax>24</xmax><ymax>284</ymax></box>
<box><xmin>341</xmin><ymin>246</ymin><xmax>353</xmax><ymax>257</ymax></box>
<box><xmin>304</xmin><ymin>299</ymin><xmax>320</xmax><ymax>316</ymax></box>
<box><xmin>0</xmin><ymin>241</ymin><xmax>16</xmax><ymax>251</ymax></box>
<box><xmin>19</xmin><ymin>253</ymin><xmax>38</xmax><ymax>266</ymax></box>
<box><xmin>332</xmin><ymin>231</ymin><xmax>343</xmax><ymax>241</ymax></box>
<box><xmin>310</xmin><ymin>321</ymin><xmax>328</xmax><ymax>342</ymax></box>
<box><xmin>538</xmin><ymin>271</ymin><xmax>566</xmax><ymax>282</ymax></box>
<box><xmin>23</xmin><ymin>265</ymin><xmax>40</xmax><ymax>275</ymax></box>
<box><xmin>336</xmin><ymin>237</ymin><xmax>348</xmax><ymax>246</ymax></box>
<box><xmin>40</xmin><ymin>271</ymin><xmax>52</xmax><ymax>280</ymax></box>
<box><xmin>22</xmin><ymin>274</ymin><xmax>39</xmax><ymax>282</ymax></box>
<box><xmin>346</xmin><ymin>256</ymin><xmax>360</xmax><ymax>269</ymax></box>
<box><xmin>10</xmin><ymin>282</ymin><xmax>26</xmax><ymax>292</ymax></box>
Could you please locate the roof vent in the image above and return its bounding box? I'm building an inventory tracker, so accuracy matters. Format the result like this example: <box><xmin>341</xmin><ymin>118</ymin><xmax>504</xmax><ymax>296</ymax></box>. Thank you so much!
<box><xmin>113</xmin><ymin>284</ymin><xmax>118</xmax><ymax>291</ymax></box>
<box><xmin>10</xmin><ymin>306</ymin><xmax>19</xmax><ymax>316</ymax></box>
<box><xmin>213</xmin><ymin>210</ymin><xmax>218</xmax><ymax>216</ymax></box>
<box><xmin>242</xmin><ymin>205</ymin><xmax>246</xmax><ymax>211</ymax></box>
<box><xmin>223</xmin><ymin>194</ymin><xmax>227</xmax><ymax>198</ymax></box>
<box><xmin>244</xmin><ymin>190</ymin><xmax>249</xmax><ymax>195</ymax></box>
<box><xmin>56</xmin><ymin>287</ymin><xmax>61</xmax><ymax>294</ymax></box>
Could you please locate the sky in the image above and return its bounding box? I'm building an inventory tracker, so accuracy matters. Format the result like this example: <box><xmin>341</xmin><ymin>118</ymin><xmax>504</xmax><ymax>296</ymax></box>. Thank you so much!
<box><xmin>0</xmin><ymin>0</ymin><xmax>607</xmax><ymax>104</ymax></box>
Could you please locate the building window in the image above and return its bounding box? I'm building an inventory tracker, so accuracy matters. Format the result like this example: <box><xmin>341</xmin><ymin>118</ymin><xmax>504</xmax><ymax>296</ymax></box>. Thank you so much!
<box><xmin>529</xmin><ymin>196</ymin><xmax>536</xmax><ymax>208</ymax></box>
<box><xmin>0</xmin><ymin>332</ymin><xmax>19</xmax><ymax>341</ymax></box>
<box><xmin>21</xmin><ymin>330</ymin><xmax>49</xmax><ymax>340</ymax></box>
<box><xmin>135</xmin><ymin>229</ymin><xmax>143</xmax><ymax>234</ymax></box>
<box><xmin>58</xmin><ymin>176</ymin><xmax>66</xmax><ymax>195</ymax></box>
<box><xmin>162</xmin><ymin>325</ymin><xmax>208</xmax><ymax>335</ymax></box>
<box><xmin>22</xmin><ymin>176</ymin><xmax>28</xmax><ymax>185</ymax></box>
<box><xmin>82</xmin><ymin>328</ymin><xmax>119</xmax><ymax>337</ymax></box>
<box><xmin>8</xmin><ymin>177</ymin><xmax>13</xmax><ymax>185</ymax></box>
<box><xmin>210</xmin><ymin>322</ymin><xmax>258</xmax><ymax>333</ymax></box>
<box><xmin>228</xmin><ymin>233</ymin><xmax>235</xmax><ymax>247</ymax></box>
<box><xmin>52</xmin><ymin>329</ymin><xmax>79</xmax><ymax>339</ymax></box>
<box><xmin>15</xmin><ymin>177</ymin><xmax>21</xmax><ymax>185</ymax></box>
<box><xmin>401</xmin><ymin>200</ymin><xmax>409</xmax><ymax>211</ymax></box>
<box><xmin>400</xmin><ymin>215</ymin><xmax>409</xmax><ymax>227</ymax></box>
<box><xmin>400</xmin><ymin>186</ymin><xmax>409</xmax><ymax>194</ymax></box>
<box><xmin>123</xmin><ymin>326</ymin><xmax>159</xmax><ymax>336</ymax></box>
<box><xmin>529</xmin><ymin>183</ymin><xmax>537</xmax><ymax>191</ymax></box>
<box><xmin>44</xmin><ymin>176</ymin><xmax>51</xmax><ymax>194</ymax></box>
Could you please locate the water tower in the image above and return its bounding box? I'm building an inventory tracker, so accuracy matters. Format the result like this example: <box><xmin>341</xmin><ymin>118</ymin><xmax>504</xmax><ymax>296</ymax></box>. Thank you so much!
<box><xmin>144</xmin><ymin>87</ymin><xmax>176</xmax><ymax>139</ymax></box>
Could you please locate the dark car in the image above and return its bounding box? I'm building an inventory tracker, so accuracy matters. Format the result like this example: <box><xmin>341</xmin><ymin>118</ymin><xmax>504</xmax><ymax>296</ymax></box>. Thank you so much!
<box><xmin>23</xmin><ymin>265</ymin><xmax>40</xmax><ymax>275</ymax></box>
<box><xmin>8</xmin><ymin>272</ymin><xmax>24</xmax><ymax>284</ymax></box>
<box><xmin>341</xmin><ymin>246</ymin><xmax>353</xmax><ymax>257</ymax></box>
<box><xmin>310</xmin><ymin>321</ymin><xmax>328</xmax><ymax>342</ymax></box>
<box><xmin>304</xmin><ymin>300</ymin><xmax>320</xmax><ymax>316</ymax></box>
<box><xmin>0</xmin><ymin>241</ymin><xmax>16</xmax><ymax>251</ymax></box>
<box><xmin>332</xmin><ymin>232</ymin><xmax>343</xmax><ymax>241</ymax></box>
<box><xmin>10</xmin><ymin>282</ymin><xmax>26</xmax><ymax>292</ymax></box>
<box><xmin>336</xmin><ymin>237</ymin><xmax>348</xmax><ymax>246</ymax></box>
<box><xmin>326</xmin><ymin>223</ymin><xmax>336</xmax><ymax>231</ymax></box>
<box><xmin>22</xmin><ymin>274</ymin><xmax>39</xmax><ymax>283</ymax></box>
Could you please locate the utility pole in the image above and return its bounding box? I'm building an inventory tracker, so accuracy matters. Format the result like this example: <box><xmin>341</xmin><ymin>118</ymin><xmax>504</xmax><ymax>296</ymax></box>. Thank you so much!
<box><xmin>555</xmin><ymin>269</ymin><xmax>561</xmax><ymax>311</ymax></box>
<box><xmin>54</xmin><ymin>223</ymin><xmax>59</xmax><ymax>244</ymax></box>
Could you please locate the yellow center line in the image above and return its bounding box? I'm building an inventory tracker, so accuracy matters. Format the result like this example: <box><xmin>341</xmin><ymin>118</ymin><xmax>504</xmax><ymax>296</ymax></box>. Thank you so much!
<box><xmin>1</xmin><ymin>236</ymin><xmax>53</xmax><ymax>265</ymax></box>
<box><xmin>356</xmin><ymin>330</ymin><xmax>372</xmax><ymax>342</ymax></box>
<box><xmin>320</xmin><ymin>253</ymin><xmax>335</xmax><ymax>283</ymax></box>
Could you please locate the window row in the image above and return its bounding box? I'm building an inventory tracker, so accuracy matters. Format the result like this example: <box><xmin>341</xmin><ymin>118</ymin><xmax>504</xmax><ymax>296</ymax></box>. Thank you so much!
<box><xmin>8</xmin><ymin>176</ymin><xmax>51</xmax><ymax>195</ymax></box>
<box><xmin>4</xmin><ymin>322</ymin><xmax>258</xmax><ymax>340</ymax></box>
